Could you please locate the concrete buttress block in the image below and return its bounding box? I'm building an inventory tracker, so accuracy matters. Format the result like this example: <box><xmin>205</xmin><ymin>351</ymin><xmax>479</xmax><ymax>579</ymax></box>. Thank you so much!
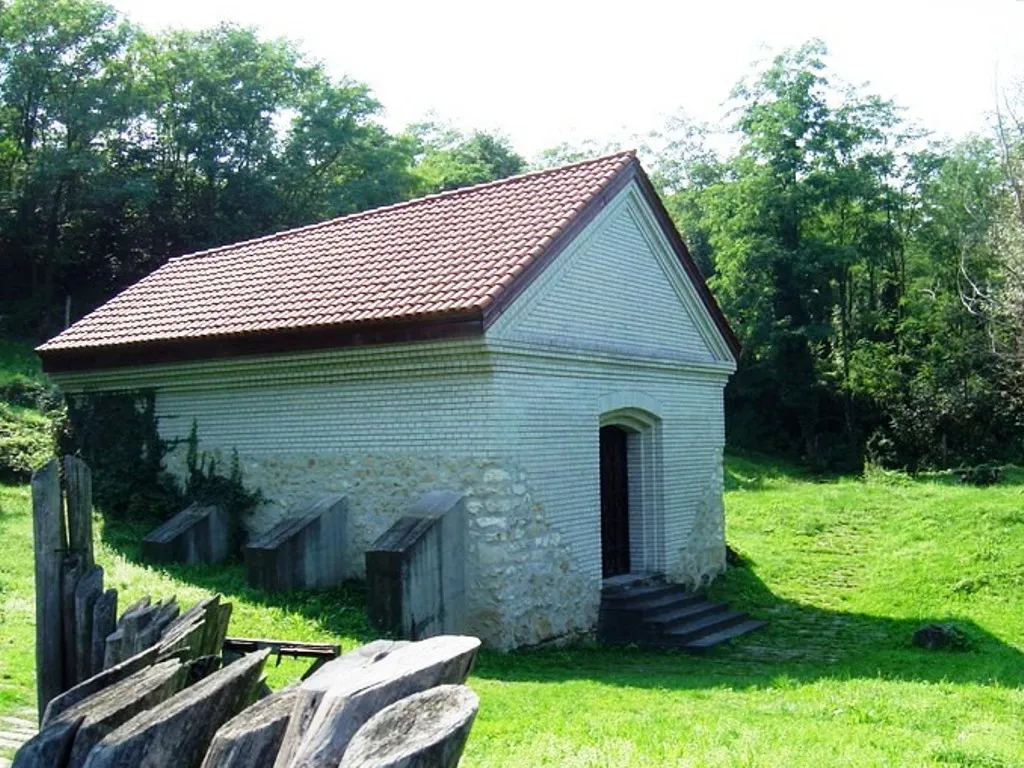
<box><xmin>243</xmin><ymin>495</ymin><xmax>348</xmax><ymax>591</ymax></box>
<box><xmin>365</xmin><ymin>491</ymin><xmax>467</xmax><ymax>639</ymax></box>
<box><xmin>141</xmin><ymin>503</ymin><xmax>231</xmax><ymax>565</ymax></box>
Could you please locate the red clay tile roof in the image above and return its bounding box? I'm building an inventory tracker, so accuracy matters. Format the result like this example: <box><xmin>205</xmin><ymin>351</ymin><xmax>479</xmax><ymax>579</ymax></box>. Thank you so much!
<box><xmin>38</xmin><ymin>151</ymin><xmax>739</xmax><ymax>370</ymax></box>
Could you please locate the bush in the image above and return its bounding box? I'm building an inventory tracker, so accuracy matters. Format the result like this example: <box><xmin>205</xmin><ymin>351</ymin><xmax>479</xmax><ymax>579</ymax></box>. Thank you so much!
<box><xmin>0</xmin><ymin>403</ymin><xmax>54</xmax><ymax>481</ymax></box>
<box><xmin>63</xmin><ymin>393</ymin><xmax>261</xmax><ymax>557</ymax></box>
<box><xmin>954</xmin><ymin>462</ymin><xmax>1003</xmax><ymax>487</ymax></box>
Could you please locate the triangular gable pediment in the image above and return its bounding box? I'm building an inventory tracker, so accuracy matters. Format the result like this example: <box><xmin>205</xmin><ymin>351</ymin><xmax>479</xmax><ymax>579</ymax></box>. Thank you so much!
<box><xmin>485</xmin><ymin>180</ymin><xmax>737</xmax><ymax>368</ymax></box>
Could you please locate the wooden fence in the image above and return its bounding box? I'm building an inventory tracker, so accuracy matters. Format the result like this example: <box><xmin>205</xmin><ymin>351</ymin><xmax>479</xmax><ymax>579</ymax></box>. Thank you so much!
<box><xmin>18</xmin><ymin>456</ymin><xmax>481</xmax><ymax>768</ymax></box>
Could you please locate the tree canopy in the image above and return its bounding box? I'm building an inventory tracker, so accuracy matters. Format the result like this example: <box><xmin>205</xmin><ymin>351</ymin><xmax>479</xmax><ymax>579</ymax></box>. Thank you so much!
<box><xmin>2</xmin><ymin>2</ymin><xmax>1023</xmax><ymax>471</ymax></box>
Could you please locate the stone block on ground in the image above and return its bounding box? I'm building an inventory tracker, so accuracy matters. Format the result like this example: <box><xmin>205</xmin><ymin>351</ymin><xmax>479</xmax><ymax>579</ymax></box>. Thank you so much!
<box><xmin>244</xmin><ymin>495</ymin><xmax>348</xmax><ymax>592</ymax></box>
<box><xmin>339</xmin><ymin>684</ymin><xmax>479</xmax><ymax>768</ymax></box>
<box><xmin>274</xmin><ymin>640</ymin><xmax>407</xmax><ymax>768</ymax></box>
<box><xmin>200</xmin><ymin>686</ymin><xmax>297</xmax><ymax>768</ymax></box>
<box><xmin>141</xmin><ymin>505</ymin><xmax>231</xmax><ymax>566</ymax></box>
<box><xmin>366</xmin><ymin>492</ymin><xmax>467</xmax><ymax>640</ymax></box>
<box><xmin>287</xmin><ymin>635</ymin><xmax>480</xmax><ymax>768</ymax></box>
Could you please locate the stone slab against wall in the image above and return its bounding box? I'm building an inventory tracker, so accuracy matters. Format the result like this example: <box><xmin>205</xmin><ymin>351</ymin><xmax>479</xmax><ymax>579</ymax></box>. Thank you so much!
<box><xmin>243</xmin><ymin>495</ymin><xmax>348</xmax><ymax>592</ymax></box>
<box><xmin>366</xmin><ymin>491</ymin><xmax>467</xmax><ymax>639</ymax></box>
<box><xmin>142</xmin><ymin>504</ymin><xmax>231</xmax><ymax>566</ymax></box>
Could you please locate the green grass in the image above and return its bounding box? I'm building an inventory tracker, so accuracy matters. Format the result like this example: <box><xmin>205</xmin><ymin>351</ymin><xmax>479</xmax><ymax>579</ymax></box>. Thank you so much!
<box><xmin>2</xmin><ymin>453</ymin><xmax>1024</xmax><ymax>765</ymax></box>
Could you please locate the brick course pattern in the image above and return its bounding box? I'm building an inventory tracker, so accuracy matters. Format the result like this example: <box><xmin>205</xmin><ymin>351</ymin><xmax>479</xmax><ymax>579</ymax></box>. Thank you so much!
<box><xmin>49</xmin><ymin>172</ymin><xmax>735</xmax><ymax>649</ymax></box>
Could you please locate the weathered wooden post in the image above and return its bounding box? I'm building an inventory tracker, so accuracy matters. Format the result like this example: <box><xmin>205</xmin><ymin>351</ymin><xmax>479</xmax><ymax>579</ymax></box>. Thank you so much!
<box><xmin>63</xmin><ymin>456</ymin><xmax>93</xmax><ymax>569</ymax></box>
<box><xmin>32</xmin><ymin>458</ymin><xmax>66</xmax><ymax>723</ymax></box>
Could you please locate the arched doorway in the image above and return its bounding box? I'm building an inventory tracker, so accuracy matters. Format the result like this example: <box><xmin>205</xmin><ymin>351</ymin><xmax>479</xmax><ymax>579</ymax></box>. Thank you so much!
<box><xmin>600</xmin><ymin>425</ymin><xmax>630</xmax><ymax>577</ymax></box>
<box><xmin>598</xmin><ymin>407</ymin><xmax>664</xmax><ymax>578</ymax></box>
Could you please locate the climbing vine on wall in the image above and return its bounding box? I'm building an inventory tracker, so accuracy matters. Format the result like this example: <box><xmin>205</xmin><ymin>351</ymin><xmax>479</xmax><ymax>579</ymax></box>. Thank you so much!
<box><xmin>62</xmin><ymin>390</ymin><xmax>180</xmax><ymax>521</ymax></box>
<box><xmin>182</xmin><ymin>420</ymin><xmax>263</xmax><ymax>555</ymax></box>
<box><xmin>62</xmin><ymin>394</ymin><xmax>261</xmax><ymax>556</ymax></box>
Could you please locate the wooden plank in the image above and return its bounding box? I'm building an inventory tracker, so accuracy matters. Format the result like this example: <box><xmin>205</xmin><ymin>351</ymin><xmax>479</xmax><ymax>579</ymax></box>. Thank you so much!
<box><xmin>158</xmin><ymin>618</ymin><xmax>207</xmax><ymax>662</ymax></box>
<box><xmin>81</xmin><ymin>649</ymin><xmax>270</xmax><ymax>768</ymax></box>
<box><xmin>200</xmin><ymin>687</ymin><xmax>297</xmax><ymax>768</ymax></box>
<box><xmin>43</xmin><ymin>646</ymin><xmax>161</xmax><ymax>727</ymax></box>
<box><xmin>61</xmin><ymin>554</ymin><xmax>86</xmax><ymax>689</ymax></box>
<box><xmin>103</xmin><ymin>631</ymin><xmax>123</xmax><ymax>671</ymax></box>
<box><xmin>32</xmin><ymin>458</ymin><xmax>66</xmax><ymax>723</ymax></box>
<box><xmin>338</xmin><ymin>684</ymin><xmax>480</xmax><ymax>768</ymax></box>
<box><xmin>159</xmin><ymin>596</ymin><xmax>217</xmax><ymax>656</ymax></box>
<box><xmin>63</xmin><ymin>456</ymin><xmax>93</xmax><ymax>568</ymax></box>
<box><xmin>105</xmin><ymin>596</ymin><xmax>152</xmax><ymax>668</ymax></box>
<box><xmin>151</xmin><ymin>599</ymin><xmax>180</xmax><ymax>641</ymax></box>
<box><xmin>62</xmin><ymin>659</ymin><xmax>186</xmax><ymax>768</ymax></box>
<box><xmin>273</xmin><ymin>640</ymin><xmax>406</xmax><ymax>768</ymax></box>
<box><xmin>286</xmin><ymin>636</ymin><xmax>480</xmax><ymax>768</ymax></box>
<box><xmin>200</xmin><ymin>602</ymin><xmax>232</xmax><ymax>657</ymax></box>
<box><xmin>91</xmin><ymin>591</ymin><xmax>117</xmax><ymax>675</ymax></box>
<box><xmin>73</xmin><ymin>566</ymin><xmax>104</xmax><ymax>685</ymax></box>
<box><xmin>10</xmin><ymin>716</ymin><xmax>82</xmax><ymax>768</ymax></box>
<box><xmin>221</xmin><ymin>638</ymin><xmax>340</xmax><ymax>660</ymax></box>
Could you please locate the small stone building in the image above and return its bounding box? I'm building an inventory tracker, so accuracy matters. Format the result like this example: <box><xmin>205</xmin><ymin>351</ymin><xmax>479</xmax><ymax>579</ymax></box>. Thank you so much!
<box><xmin>39</xmin><ymin>152</ymin><xmax>740</xmax><ymax>650</ymax></box>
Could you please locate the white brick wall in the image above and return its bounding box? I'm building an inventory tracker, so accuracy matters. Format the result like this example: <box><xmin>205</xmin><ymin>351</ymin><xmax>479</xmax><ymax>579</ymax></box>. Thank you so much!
<box><xmin>51</xmin><ymin>179</ymin><xmax>736</xmax><ymax>647</ymax></box>
<box><xmin>485</xmin><ymin>181</ymin><xmax>734</xmax><ymax>589</ymax></box>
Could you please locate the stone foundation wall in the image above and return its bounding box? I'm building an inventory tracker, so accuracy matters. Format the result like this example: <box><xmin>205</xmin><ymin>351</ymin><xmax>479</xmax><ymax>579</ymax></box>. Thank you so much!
<box><xmin>164</xmin><ymin>448</ymin><xmax>597</xmax><ymax>650</ymax></box>
<box><xmin>666</xmin><ymin>455</ymin><xmax>726</xmax><ymax>588</ymax></box>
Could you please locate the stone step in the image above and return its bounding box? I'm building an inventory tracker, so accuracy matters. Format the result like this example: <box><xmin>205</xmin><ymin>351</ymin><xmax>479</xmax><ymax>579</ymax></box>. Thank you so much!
<box><xmin>646</xmin><ymin>601</ymin><xmax>728</xmax><ymax>630</ymax></box>
<box><xmin>682</xmin><ymin>619</ymin><xmax>769</xmax><ymax>652</ymax></box>
<box><xmin>602</xmin><ymin>591</ymin><xmax>705</xmax><ymax>618</ymax></box>
<box><xmin>600</xmin><ymin>582</ymin><xmax>677</xmax><ymax>603</ymax></box>
<box><xmin>661</xmin><ymin>610</ymin><xmax>749</xmax><ymax>644</ymax></box>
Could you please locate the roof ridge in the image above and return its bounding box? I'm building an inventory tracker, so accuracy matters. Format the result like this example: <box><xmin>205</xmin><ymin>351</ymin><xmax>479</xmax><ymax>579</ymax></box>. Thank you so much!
<box><xmin>171</xmin><ymin>149</ymin><xmax>637</xmax><ymax>264</ymax></box>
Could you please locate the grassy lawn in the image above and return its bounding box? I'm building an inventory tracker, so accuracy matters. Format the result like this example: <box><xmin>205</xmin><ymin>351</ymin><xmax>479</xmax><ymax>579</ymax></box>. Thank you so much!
<box><xmin>2</xmin><ymin>454</ymin><xmax>1024</xmax><ymax>766</ymax></box>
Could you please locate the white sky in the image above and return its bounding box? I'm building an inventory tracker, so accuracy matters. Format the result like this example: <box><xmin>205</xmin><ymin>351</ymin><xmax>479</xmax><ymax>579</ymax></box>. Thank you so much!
<box><xmin>109</xmin><ymin>0</ymin><xmax>1024</xmax><ymax>158</ymax></box>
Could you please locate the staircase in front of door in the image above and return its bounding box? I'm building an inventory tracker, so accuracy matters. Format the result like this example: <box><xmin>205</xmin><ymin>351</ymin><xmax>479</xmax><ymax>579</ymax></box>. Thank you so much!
<box><xmin>598</xmin><ymin>575</ymin><xmax>766</xmax><ymax>652</ymax></box>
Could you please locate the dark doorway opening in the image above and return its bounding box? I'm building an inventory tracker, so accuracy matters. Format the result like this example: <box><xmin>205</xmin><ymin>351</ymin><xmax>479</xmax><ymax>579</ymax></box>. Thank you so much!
<box><xmin>600</xmin><ymin>425</ymin><xmax>630</xmax><ymax>577</ymax></box>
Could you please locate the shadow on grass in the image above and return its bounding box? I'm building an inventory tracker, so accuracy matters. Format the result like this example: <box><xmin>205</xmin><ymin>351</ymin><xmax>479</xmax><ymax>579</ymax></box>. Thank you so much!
<box><xmin>100</xmin><ymin>518</ymin><xmax>380</xmax><ymax>647</ymax></box>
<box><xmin>102</xmin><ymin>514</ymin><xmax>1024</xmax><ymax>694</ymax></box>
<box><xmin>725</xmin><ymin>450</ymin><xmax>1024</xmax><ymax>491</ymax></box>
<box><xmin>473</xmin><ymin>561</ymin><xmax>1024</xmax><ymax>692</ymax></box>
<box><xmin>724</xmin><ymin>450</ymin><xmax>818</xmax><ymax>492</ymax></box>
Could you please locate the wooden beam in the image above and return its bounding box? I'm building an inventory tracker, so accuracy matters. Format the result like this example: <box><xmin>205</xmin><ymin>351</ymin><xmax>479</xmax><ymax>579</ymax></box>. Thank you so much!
<box><xmin>32</xmin><ymin>459</ymin><xmax>66</xmax><ymax>723</ymax></box>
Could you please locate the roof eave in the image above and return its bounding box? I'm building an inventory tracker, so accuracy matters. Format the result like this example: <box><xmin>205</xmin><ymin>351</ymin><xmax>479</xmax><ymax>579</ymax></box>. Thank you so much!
<box><xmin>39</xmin><ymin>311</ymin><xmax>485</xmax><ymax>374</ymax></box>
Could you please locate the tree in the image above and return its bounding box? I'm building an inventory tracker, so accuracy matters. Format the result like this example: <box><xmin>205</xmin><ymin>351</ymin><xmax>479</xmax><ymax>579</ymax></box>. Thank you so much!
<box><xmin>408</xmin><ymin>122</ymin><xmax>525</xmax><ymax>193</ymax></box>
<box><xmin>0</xmin><ymin>0</ymin><xmax>135</xmax><ymax>332</ymax></box>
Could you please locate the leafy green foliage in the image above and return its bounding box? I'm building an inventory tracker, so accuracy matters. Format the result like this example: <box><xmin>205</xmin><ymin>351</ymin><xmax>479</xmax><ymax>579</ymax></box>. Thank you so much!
<box><xmin>0</xmin><ymin>1</ymin><xmax>419</xmax><ymax>338</ymax></box>
<box><xmin>0</xmin><ymin>340</ymin><xmax>60</xmax><ymax>479</ymax></box>
<box><xmin>61</xmin><ymin>389</ymin><xmax>180</xmax><ymax>520</ymax></box>
<box><xmin>62</xmin><ymin>394</ymin><xmax>261</xmax><ymax>559</ymax></box>
<box><xmin>0</xmin><ymin>402</ymin><xmax>52</xmax><ymax>480</ymax></box>
<box><xmin>408</xmin><ymin>122</ymin><xmax>525</xmax><ymax>193</ymax></box>
<box><xmin>183</xmin><ymin>420</ymin><xmax>262</xmax><ymax>556</ymax></box>
<box><xmin>654</xmin><ymin>41</ymin><xmax>1024</xmax><ymax>471</ymax></box>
